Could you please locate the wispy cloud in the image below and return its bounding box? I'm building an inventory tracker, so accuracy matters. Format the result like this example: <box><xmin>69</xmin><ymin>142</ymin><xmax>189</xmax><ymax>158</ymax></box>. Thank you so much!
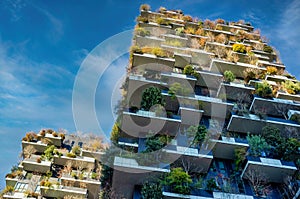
<box><xmin>2</xmin><ymin>0</ymin><xmax>26</xmax><ymax>21</ymax></box>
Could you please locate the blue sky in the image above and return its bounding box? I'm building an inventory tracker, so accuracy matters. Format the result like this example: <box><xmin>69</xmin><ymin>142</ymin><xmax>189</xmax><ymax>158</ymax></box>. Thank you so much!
<box><xmin>0</xmin><ymin>0</ymin><xmax>300</xmax><ymax>189</ymax></box>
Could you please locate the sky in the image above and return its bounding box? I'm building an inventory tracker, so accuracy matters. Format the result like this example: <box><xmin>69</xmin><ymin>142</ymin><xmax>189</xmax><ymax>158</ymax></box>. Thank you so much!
<box><xmin>0</xmin><ymin>0</ymin><xmax>300</xmax><ymax>189</ymax></box>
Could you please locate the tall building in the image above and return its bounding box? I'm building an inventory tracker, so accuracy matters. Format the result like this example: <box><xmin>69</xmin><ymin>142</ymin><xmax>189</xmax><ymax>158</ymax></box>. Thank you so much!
<box><xmin>107</xmin><ymin>4</ymin><xmax>300</xmax><ymax>199</ymax></box>
<box><xmin>2</xmin><ymin>4</ymin><xmax>300</xmax><ymax>199</ymax></box>
<box><xmin>2</xmin><ymin>130</ymin><xmax>105</xmax><ymax>199</ymax></box>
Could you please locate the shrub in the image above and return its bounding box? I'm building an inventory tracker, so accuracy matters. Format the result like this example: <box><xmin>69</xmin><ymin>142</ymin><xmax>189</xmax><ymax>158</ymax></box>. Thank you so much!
<box><xmin>215</xmin><ymin>18</ymin><xmax>225</xmax><ymax>24</ymax></box>
<box><xmin>184</xmin><ymin>27</ymin><xmax>196</xmax><ymax>34</ymax></box>
<box><xmin>266</xmin><ymin>66</ymin><xmax>278</xmax><ymax>75</ymax></box>
<box><xmin>130</xmin><ymin>45</ymin><xmax>142</xmax><ymax>54</ymax></box>
<box><xmin>141</xmin><ymin>182</ymin><xmax>162</xmax><ymax>199</ymax></box>
<box><xmin>182</xmin><ymin>15</ymin><xmax>193</xmax><ymax>22</ymax></box>
<box><xmin>186</xmin><ymin>125</ymin><xmax>207</xmax><ymax>146</ymax></box>
<box><xmin>36</xmin><ymin>157</ymin><xmax>42</xmax><ymax>163</ymax></box>
<box><xmin>204</xmin><ymin>19</ymin><xmax>216</xmax><ymax>29</ymax></box>
<box><xmin>175</xmin><ymin>27</ymin><xmax>185</xmax><ymax>36</ymax></box>
<box><xmin>223</xmin><ymin>70</ymin><xmax>235</xmax><ymax>82</ymax></box>
<box><xmin>40</xmin><ymin>129</ymin><xmax>46</xmax><ymax>136</ymax></box>
<box><xmin>195</xmin><ymin>28</ymin><xmax>204</xmax><ymax>36</ymax></box>
<box><xmin>165</xmin><ymin>40</ymin><xmax>183</xmax><ymax>47</ymax></box>
<box><xmin>59</xmin><ymin>133</ymin><xmax>65</xmax><ymax>140</ymax></box>
<box><xmin>2</xmin><ymin>186</ymin><xmax>14</xmax><ymax>194</ymax></box>
<box><xmin>232</xmin><ymin>43</ymin><xmax>246</xmax><ymax>53</ymax></box>
<box><xmin>136</xmin><ymin>16</ymin><xmax>149</xmax><ymax>23</ymax></box>
<box><xmin>282</xmin><ymin>80</ymin><xmax>300</xmax><ymax>94</ymax></box>
<box><xmin>156</xmin><ymin>17</ymin><xmax>169</xmax><ymax>26</ymax></box>
<box><xmin>141</xmin><ymin>87</ymin><xmax>165</xmax><ymax>111</ymax></box>
<box><xmin>151</xmin><ymin>47</ymin><xmax>167</xmax><ymax>57</ymax></box>
<box><xmin>168</xmin><ymin>82</ymin><xmax>193</xmax><ymax>98</ymax></box>
<box><xmin>255</xmin><ymin>81</ymin><xmax>273</xmax><ymax>98</ymax></box>
<box><xmin>183</xmin><ymin>65</ymin><xmax>199</xmax><ymax>79</ymax></box>
<box><xmin>140</xmin><ymin>4</ymin><xmax>150</xmax><ymax>11</ymax></box>
<box><xmin>290</xmin><ymin>113</ymin><xmax>300</xmax><ymax>124</ymax></box>
<box><xmin>158</xmin><ymin>6</ymin><xmax>167</xmax><ymax>13</ymax></box>
<box><xmin>247</xmin><ymin>135</ymin><xmax>271</xmax><ymax>157</ymax></box>
<box><xmin>72</xmin><ymin>145</ymin><xmax>81</xmax><ymax>156</ymax></box>
<box><xmin>135</xmin><ymin>27</ymin><xmax>150</xmax><ymax>37</ymax></box>
<box><xmin>66</xmin><ymin>152</ymin><xmax>76</xmax><ymax>158</ymax></box>
<box><xmin>52</xmin><ymin>132</ymin><xmax>58</xmax><ymax>137</ymax></box>
<box><xmin>215</xmin><ymin>34</ymin><xmax>227</xmax><ymax>44</ymax></box>
<box><xmin>263</xmin><ymin>45</ymin><xmax>273</xmax><ymax>53</ymax></box>
<box><xmin>165</xmin><ymin>168</ymin><xmax>192</xmax><ymax>195</ymax></box>
<box><xmin>206</xmin><ymin>178</ymin><xmax>218</xmax><ymax>191</ymax></box>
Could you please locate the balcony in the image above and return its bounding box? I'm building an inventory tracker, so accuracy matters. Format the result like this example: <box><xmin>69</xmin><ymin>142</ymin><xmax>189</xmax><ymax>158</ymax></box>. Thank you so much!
<box><xmin>81</xmin><ymin>149</ymin><xmax>104</xmax><ymax>162</ymax></box>
<box><xmin>211</xmin><ymin>136</ymin><xmax>249</xmax><ymax>159</ymax></box>
<box><xmin>40</xmin><ymin>185</ymin><xmax>88</xmax><ymax>199</ymax></box>
<box><xmin>276</xmin><ymin>90</ymin><xmax>300</xmax><ymax>102</ymax></box>
<box><xmin>232</xmin><ymin>23</ymin><xmax>254</xmax><ymax>32</ymax></box>
<box><xmin>265</xmin><ymin>74</ymin><xmax>299</xmax><ymax>83</ymax></box>
<box><xmin>196</xmin><ymin>70</ymin><xmax>223</xmax><ymax>90</ymax></box>
<box><xmin>53</xmin><ymin>155</ymin><xmax>95</xmax><ymax>169</ymax></box>
<box><xmin>174</xmin><ymin>52</ymin><xmax>192</xmax><ymax>68</ymax></box>
<box><xmin>22</xmin><ymin>140</ymin><xmax>47</xmax><ymax>154</ymax></box>
<box><xmin>20</xmin><ymin>155</ymin><xmax>51</xmax><ymax>174</ymax></box>
<box><xmin>132</xmin><ymin>53</ymin><xmax>175</xmax><ymax>68</ymax></box>
<box><xmin>161</xmin><ymin>71</ymin><xmax>197</xmax><ymax>88</ymax></box>
<box><xmin>121</xmin><ymin>110</ymin><xmax>181</xmax><ymax>137</ymax></box>
<box><xmin>241</xmin><ymin>157</ymin><xmax>297</xmax><ymax>183</ymax></box>
<box><xmin>215</xmin><ymin>23</ymin><xmax>248</xmax><ymax>32</ymax></box>
<box><xmin>44</xmin><ymin>133</ymin><xmax>62</xmax><ymax>147</ymax></box>
<box><xmin>251</xmin><ymin>49</ymin><xmax>276</xmax><ymax>62</ymax></box>
<box><xmin>257</xmin><ymin>60</ymin><xmax>285</xmax><ymax>70</ymax></box>
<box><xmin>209</xmin><ymin>59</ymin><xmax>266</xmax><ymax>79</ymax></box>
<box><xmin>135</xmin><ymin>35</ymin><xmax>165</xmax><ymax>47</ymax></box>
<box><xmin>217</xmin><ymin>82</ymin><xmax>255</xmax><ymax>101</ymax></box>
<box><xmin>249</xmin><ymin>97</ymin><xmax>300</xmax><ymax>117</ymax></box>
<box><xmin>227</xmin><ymin>113</ymin><xmax>300</xmax><ymax>134</ymax></box>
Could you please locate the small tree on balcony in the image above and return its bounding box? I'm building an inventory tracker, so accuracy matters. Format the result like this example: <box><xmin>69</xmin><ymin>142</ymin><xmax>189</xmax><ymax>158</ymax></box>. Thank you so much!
<box><xmin>140</xmin><ymin>4</ymin><xmax>150</xmax><ymax>11</ymax></box>
<box><xmin>183</xmin><ymin>64</ymin><xmax>199</xmax><ymax>79</ymax></box>
<box><xmin>186</xmin><ymin>125</ymin><xmax>208</xmax><ymax>147</ymax></box>
<box><xmin>168</xmin><ymin>82</ymin><xmax>193</xmax><ymax>98</ymax></box>
<box><xmin>254</xmin><ymin>81</ymin><xmax>273</xmax><ymax>98</ymax></box>
<box><xmin>141</xmin><ymin>181</ymin><xmax>163</xmax><ymax>199</ymax></box>
<box><xmin>141</xmin><ymin>87</ymin><xmax>165</xmax><ymax>111</ymax></box>
<box><xmin>164</xmin><ymin>167</ymin><xmax>192</xmax><ymax>195</ymax></box>
<box><xmin>23</xmin><ymin>145</ymin><xmax>37</xmax><ymax>158</ymax></box>
<box><xmin>247</xmin><ymin>135</ymin><xmax>270</xmax><ymax>157</ymax></box>
<box><xmin>232</xmin><ymin>43</ymin><xmax>246</xmax><ymax>54</ymax></box>
<box><xmin>223</xmin><ymin>70</ymin><xmax>235</xmax><ymax>83</ymax></box>
<box><xmin>244</xmin><ymin>168</ymin><xmax>268</xmax><ymax>196</ymax></box>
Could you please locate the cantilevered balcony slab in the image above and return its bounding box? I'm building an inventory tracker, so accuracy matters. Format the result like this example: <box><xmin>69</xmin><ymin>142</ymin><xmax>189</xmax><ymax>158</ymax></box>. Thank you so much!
<box><xmin>22</xmin><ymin>141</ymin><xmax>47</xmax><ymax>154</ymax></box>
<box><xmin>161</xmin><ymin>71</ymin><xmax>197</xmax><ymax>88</ymax></box>
<box><xmin>121</xmin><ymin>110</ymin><xmax>181</xmax><ymax>137</ymax></box>
<box><xmin>210</xmin><ymin>59</ymin><xmax>266</xmax><ymax>79</ymax></box>
<box><xmin>113</xmin><ymin>156</ymin><xmax>169</xmax><ymax>199</ymax></box>
<box><xmin>265</xmin><ymin>75</ymin><xmax>299</xmax><ymax>83</ymax></box>
<box><xmin>233</xmin><ymin>23</ymin><xmax>254</xmax><ymax>32</ymax></box>
<box><xmin>211</xmin><ymin>136</ymin><xmax>249</xmax><ymax>159</ymax></box>
<box><xmin>241</xmin><ymin>157</ymin><xmax>297</xmax><ymax>183</ymax></box>
<box><xmin>216</xmin><ymin>23</ymin><xmax>248</xmax><ymax>32</ymax></box>
<box><xmin>81</xmin><ymin>150</ymin><xmax>104</xmax><ymax>162</ymax></box>
<box><xmin>21</xmin><ymin>156</ymin><xmax>51</xmax><ymax>174</ymax></box>
<box><xmin>164</xmin><ymin>34</ymin><xmax>188</xmax><ymax>46</ymax></box>
<box><xmin>179</xmin><ymin>107</ymin><xmax>204</xmax><ymax>126</ymax></box>
<box><xmin>257</xmin><ymin>60</ymin><xmax>285</xmax><ymax>70</ymax></box>
<box><xmin>196</xmin><ymin>71</ymin><xmax>223</xmax><ymax>90</ymax></box>
<box><xmin>251</xmin><ymin>50</ymin><xmax>276</xmax><ymax>62</ymax></box>
<box><xmin>174</xmin><ymin>52</ymin><xmax>192</xmax><ymax>68</ymax></box>
<box><xmin>217</xmin><ymin>82</ymin><xmax>255</xmax><ymax>101</ymax></box>
<box><xmin>276</xmin><ymin>91</ymin><xmax>300</xmax><ymax>102</ymax></box>
<box><xmin>250</xmin><ymin>97</ymin><xmax>300</xmax><ymax>117</ymax></box>
<box><xmin>44</xmin><ymin>133</ymin><xmax>62</xmax><ymax>147</ymax></box>
<box><xmin>132</xmin><ymin>53</ymin><xmax>175</xmax><ymax>68</ymax></box>
<box><xmin>135</xmin><ymin>35</ymin><xmax>165</xmax><ymax>47</ymax></box>
<box><xmin>53</xmin><ymin>155</ymin><xmax>95</xmax><ymax>169</ymax></box>
<box><xmin>190</xmin><ymin>49</ymin><xmax>214</xmax><ymax>67</ymax></box>
<box><xmin>41</xmin><ymin>185</ymin><xmax>88</xmax><ymax>199</ymax></box>
<box><xmin>227</xmin><ymin>114</ymin><xmax>300</xmax><ymax>134</ymax></box>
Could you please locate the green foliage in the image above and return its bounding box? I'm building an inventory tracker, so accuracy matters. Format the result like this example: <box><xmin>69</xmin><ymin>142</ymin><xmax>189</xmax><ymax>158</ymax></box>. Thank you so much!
<box><xmin>261</xmin><ymin>125</ymin><xmax>284</xmax><ymax>156</ymax></box>
<box><xmin>183</xmin><ymin>65</ymin><xmax>200</xmax><ymax>79</ymax></box>
<box><xmin>66</xmin><ymin>152</ymin><xmax>76</xmax><ymax>158</ymax></box>
<box><xmin>140</xmin><ymin>4</ymin><xmax>150</xmax><ymax>11</ymax></box>
<box><xmin>186</xmin><ymin>125</ymin><xmax>208</xmax><ymax>146</ymax></box>
<box><xmin>43</xmin><ymin>145</ymin><xmax>56</xmax><ymax>161</ymax></box>
<box><xmin>247</xmin><ymin>135</ymin><xmax>271</xmax><ymax>157</ymax></box>
<box><xmin>234</xmin><ymin>147</ymin><xmax>247</xmax><ymax>171</ymax></box>
<box><xmin>156</xmin><ymin>17</ymin><xmax>170</xmax><ymax>26</ymax></box>
<box><xmin>290</xmin><ymin>113</ymin><xmax>300</xmax><ymax>124</ymax></box>
<box><xmin>206</xmin><ymin>178</ymin><xmax>217</xmax><ymax>191</ymax></box>
<box><xmin>254</xmin><ymin>81</ymin><xmax>273</xmax><ymax>98</ymax></box>
<box><xmin>263</xmin><ymin>45</ymin><xmax>273</xmax><ymax>53</ymax></box>
<box><xmin>136</xmin><ymin>16</ymin><xmax>149</xmax><ymax>23</ymax></box>
<box><xmin>151</xmin><ymin>47</ymin><xmax>168</xmax><ymax>57</ymax></box>
<box><xmin>72</xmin><ymin>145</ymin><xmax>81</xmax><ymax>156</ymax></box>
<box><xmin>46</xmin><ymin>170</ymin><xmax>52</xmax><ymax>179</ymax></box>
<box><xmin>175</xmin><ymin>27</ymin><xmax>185</xmax><ymax>36</ymax></box>
<box><xmin>165</xmin><ymin>39</ymin><xmax>183</xmax><ymax>47</ymax></box>
<box><xmin>282</xmin><ymin>138</ymin><xmax>300</xmax><ymax>162</ymax></box>
<box><xmin>141</xmin><ymin>182</ymin><xmax>163</xmax><ymax>199</ymax></box>
<box><xmin>282</xmin><ymin>80</ymin><xmax>300</xmax><ymax>95</ymax></box>
<box><xmin>135</xmin><ymin>27</ymin><xmax>150</xmax><ymax>37</ymax></box>
<box><xmin>110</xmin><ymin>122</ymin><xmax>120</xmax><ymax>145</ymax></box>
<box><xmin>165</xmin><ymin>168</ymin><xmax>192</xmax><ymax>195</ymax></box>
<box><xmin>1</xmin><ymin>185</ymin><xmax>14</xmax><ymax>194</ymax></box>
<box><xmin>130</xmin><ymin>45</ymin><xmax>142</xmax><ymax>54</ymax></box>
<box><xmin>168</xmin><ymin>83</ymin><xmax>193</xmax><ymax>98</ymax></box>
<box><xmin>145</xmin><ymin>135</ymin><xmax>171</xmax><ymax>152</ymax></box>
<box><xmin>140</xmin><ymin>86</ymin><xmax>165</xmax><ymax>111</ymax></box>
<box><xmin>232</xmin><ymin>43</ymin><xmax>246</xmax><ymax>54</ymax></box>
<box><xmin>223</xmin><ymin>70</ymin><xmax>236</xmax><ymax>82</ymax></box>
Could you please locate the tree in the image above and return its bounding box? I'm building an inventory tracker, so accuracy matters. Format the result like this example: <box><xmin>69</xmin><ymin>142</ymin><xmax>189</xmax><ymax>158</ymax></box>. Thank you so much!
<box><xmin>254</xmin><ymin>81</ymin><xmax>273</xmax><ymax>98</ymax></box>
<box><xmin>244</xmin><ymin>168</ymin><xmax>268</xmax><ymax>196</ymax></box>
<box><xmin>247</xmin><ymin>135</ymin><xmax>270</xmax><ymax>157</ymax></box>
<box><xmin>141</xmin><ymin>87</ymin><xmax>164</xmax><ymax>111</ymax></box>
<box><xmin>273</xmin><ymin>103</ymin><xmax>291</xmax><ymax>120</ymax></box>
<box><xmin>282</xmin><ymin>138</ymin><xmax>300</xmax><ymax>162</ymax></box>
<box><xmin>165</xmin><ymin>168</ymin><xmax>192</xmax><ymax>195</ymax></box>
<box><xmin>223</xmin><ymin>70</ymin><xmax>235</xmax><ymax>83</ymax></box>
<box><xmin>234</xmin><ymin>147</ymin><xmax>247</xmax><ymax>172</ymax></box>
<box><xmin>168</xmin><ymin>83</ymin><xmax>193</xmax><ymax>99</ymax></box>
<box><xmin>145</xmin><ymin>135</ymin><xmax>165</xmax><ymax>152</ymax></box>
<box><xmin>261</xmin><ymin>125</ymin><xmax>284</xmax><ymax>157</ymax></box>
<box><xmin>141</xmin><ymin>182</ymin><xmax>163</xmax><ymax>199</ymax></box>
<box><xmin>186</xmin><ymin>125</ymin><xmax>208</xmax><ymax>147</ymax></box>
<box><xmin>110</xmin><ymin>123</ymin><xmax>120</xmax><ymax>145</ymax></box>
<box><xmin>173</xmin><ymin>157</ymin><xmax>204</xmax><ymax>174</ymax></box>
